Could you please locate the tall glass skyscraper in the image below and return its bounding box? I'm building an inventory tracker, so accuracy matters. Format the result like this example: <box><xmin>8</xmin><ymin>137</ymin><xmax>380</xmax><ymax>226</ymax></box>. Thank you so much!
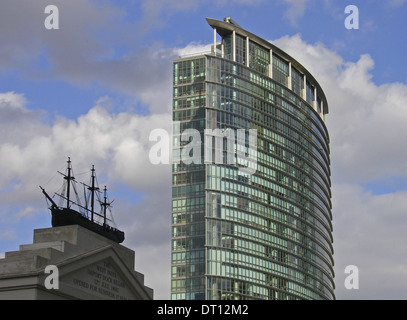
<box><xmin>171</xmin><ymin>17</ymin><xmax>334</xmax><ymax>300</ymax></box>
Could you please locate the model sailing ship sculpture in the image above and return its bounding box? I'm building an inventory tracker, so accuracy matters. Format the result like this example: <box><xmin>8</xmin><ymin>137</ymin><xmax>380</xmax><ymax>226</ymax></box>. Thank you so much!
<box><xmin>40</xmin><ymin>157</ymin><xmax>125</xmax><ymax>243</ymax></box>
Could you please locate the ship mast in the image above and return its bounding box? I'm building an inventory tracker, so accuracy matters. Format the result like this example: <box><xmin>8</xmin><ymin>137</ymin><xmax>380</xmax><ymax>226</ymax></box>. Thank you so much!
<box><xmin>40</xmin><ymin>158</ymin><xmax>125</xmax><ymax>243</ymax></box>
<box><xmin>100</xmin><ymin>186</ymin><xmax>111</xmax><ymax>227</ymax></box>
<box><xmin>87</xmin><ymin>165</ymin><xmax>99</xmax><ymax>222</ymax></box>
<box><xmin>39</xmin><ymin>186</ymin><xmax>58</xmax><ymax>209</ymax></box>
<box><xmin>60</xmin><ymin>157</ymin><xmax>75</xmax><ymax>209</ymax></box>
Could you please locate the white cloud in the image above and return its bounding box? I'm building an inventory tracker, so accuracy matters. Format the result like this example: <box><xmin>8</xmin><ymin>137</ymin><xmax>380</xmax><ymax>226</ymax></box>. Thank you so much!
<box><xmin>0</xmin><ymin>0</ymin><xmax>266</xmax><ymax>117</ymax></box>
<box><xmin>282</xmin><ymin>0</ymin><xmax>311</xmax><ymax>26</ymax></box>
<box><xmin>333</xmin><ymin>184</ymin><xmax>407</xmax><ymax>299</ymax></box>
<box><xmin>0</xmin><ymin>93</ymin><xmax>173</xmax><ymax>201</ymax></box>
<box><xmin>0</xmin><ymin>1</ymin><xmax>207</xmax><ymax>297</ymax></box>
<box><xmin>273</xmin><ymin>35</ymin><xmax>407</xmax><ymax>299</ymax></box>
<box><xmin>1</xmin><ymin>0</ymin><xmax>406</xmax><ymax>298</ymax></box>
<box><xmin>134</xmin><ymin>243</ymin><xmax>171</xmax><ymax>299</ymax></box>
<box><xmin>174</xmin><ymin>42</ymin><xmax>212</xmax><ymax>59</ymax></box>
<box><xmin>117</xmin><ymin>193</ymin><xmax>172</xmax><ymax>299</ymax></box>
<box><xmin>2</xmin><ymin>33</ymin><xmax>407</xmax><ymax>299</ymax></box>
<box><xmin>0</xmin><ymin>0</ymin><xmax>178</xmax><ymax>114</ymax></box>
<box><xmin>273</xmin><ymin>35</ymin><xmax>407</xmax><ymax>183</ymax></box>
<box><xmin>0</xmin><ymin>92</ymin><xmax>27</xmax><ymax>110</ymax></box>
<box><xmin>0</xmin><ymin>90</ymin><xmax>173</xmax><ymax>298</ymax></box>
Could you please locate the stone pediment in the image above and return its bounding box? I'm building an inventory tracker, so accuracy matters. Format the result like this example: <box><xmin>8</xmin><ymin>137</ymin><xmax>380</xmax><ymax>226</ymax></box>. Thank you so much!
<box><xmin>0</xmin><ymin>225</ymin><xmax>153</xmax><ymax>300</ymax></box>
<box><xmin>55</xmin><ymin>246</ymin><xmax>151</xmax><ymax>300</ymax></box>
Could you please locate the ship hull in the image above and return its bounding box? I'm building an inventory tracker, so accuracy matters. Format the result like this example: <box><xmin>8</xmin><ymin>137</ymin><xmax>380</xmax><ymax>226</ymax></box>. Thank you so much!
<box><xmin>51</xmin><ymin>207</ymin><xmax>125</xmax><ymax>243</ymax></box>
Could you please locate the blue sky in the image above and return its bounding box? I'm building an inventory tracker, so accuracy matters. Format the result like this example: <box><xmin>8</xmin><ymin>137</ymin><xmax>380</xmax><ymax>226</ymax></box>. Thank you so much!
<box><xmin>1</xmin><ymin>0</ymin><xmax>407</xmax><ymax>300</ymax></box>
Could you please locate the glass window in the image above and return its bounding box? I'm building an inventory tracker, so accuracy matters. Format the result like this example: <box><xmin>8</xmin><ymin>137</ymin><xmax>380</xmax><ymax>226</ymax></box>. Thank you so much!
<box><xmin>249</xmin><ymin>40</ymin><xmax>270</xmax><ymax>76</ymax></box>
<box><xmin>272</xmin><ymin>54</ymin><xmax>289</xmax><ymax>86</ymax></box>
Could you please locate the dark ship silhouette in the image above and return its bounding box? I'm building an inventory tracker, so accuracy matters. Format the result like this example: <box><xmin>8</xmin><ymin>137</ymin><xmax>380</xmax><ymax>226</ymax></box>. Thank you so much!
<box><xmin>40</xmin><ymin>157</ymin><xmax>125</xmax><ymax>243</ymax></box>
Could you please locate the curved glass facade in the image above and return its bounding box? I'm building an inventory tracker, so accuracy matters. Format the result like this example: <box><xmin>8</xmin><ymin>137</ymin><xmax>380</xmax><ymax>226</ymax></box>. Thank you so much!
<box><xmin>171</xmin><ymin>18</ymin><xmax>334</xmax><ymax>300</ymax></box>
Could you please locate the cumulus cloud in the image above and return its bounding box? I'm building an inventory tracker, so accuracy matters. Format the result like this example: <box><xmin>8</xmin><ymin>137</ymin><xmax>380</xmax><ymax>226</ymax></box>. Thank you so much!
<box><xmin>282</xmin><ymin>0</ymin><xmax>311</xmax><ymax>26</ymax></box>
<box><xmin>117</xmin><ymin>192</ymin><xmax>172</xmax><ymax>298</ymax></box>
<box><xmin>333</xmin><ymin>184</ymin><xmax>407</xmax><ymax>299</ymax></box>
<box><xmin>0</xmin><ymin>90</ymin><xmax>172</xmax><ymax>297</ymax></box>
<box><xmin>273</xmin><ymin>35</ymin><xmax>407</xmax><ymax>183</ymax></box>
<box><xmin>0</xmin><ymin>1</ymin><xmax>214</xmax><ymax>298</ymax></box>
<box><xmin>0</xmin><ymin>93</ymin><xmax>172</xmax><ymax>200</ymax></box>
<box><xmin>1</xmin><ymin>0</ymin><xmax>406</xmax><ymax>299</ymax></box>
<box><xmin>0</xmin><ymin>92</ymin><xmax>27</xmax><ymax>110</ymax></box>
<box><xmin>0</xmin><ymin>0</ymin><xmax>177</xmax><ymax>114</ymax></box>
<box><xmin>175</xmin><ymin>42</ymin><xmax>213</xmax><ymax>58</ymax></box>
<box><xmin>0</xmin><ymin>0</ymin><xmax>266</xmax><ymax>116</ymax></box>
<box><xmin>273</xmin><ymin>35</ymin><xmax>407</xmax><ymax>299</ymax></box>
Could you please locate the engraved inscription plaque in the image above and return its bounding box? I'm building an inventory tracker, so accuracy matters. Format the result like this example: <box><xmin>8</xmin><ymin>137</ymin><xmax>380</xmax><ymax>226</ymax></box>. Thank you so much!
<box><xmin>61</xmin><ymin>259</ymin><xmax>135</xmax><ymax>300</ymax></box>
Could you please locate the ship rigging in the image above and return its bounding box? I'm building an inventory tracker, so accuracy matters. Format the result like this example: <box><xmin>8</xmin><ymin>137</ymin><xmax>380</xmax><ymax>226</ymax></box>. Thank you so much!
<box><xmin>40</xmin><ymin>157</ymin><xmax>125</xmax><ymax>243</ymax></box>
